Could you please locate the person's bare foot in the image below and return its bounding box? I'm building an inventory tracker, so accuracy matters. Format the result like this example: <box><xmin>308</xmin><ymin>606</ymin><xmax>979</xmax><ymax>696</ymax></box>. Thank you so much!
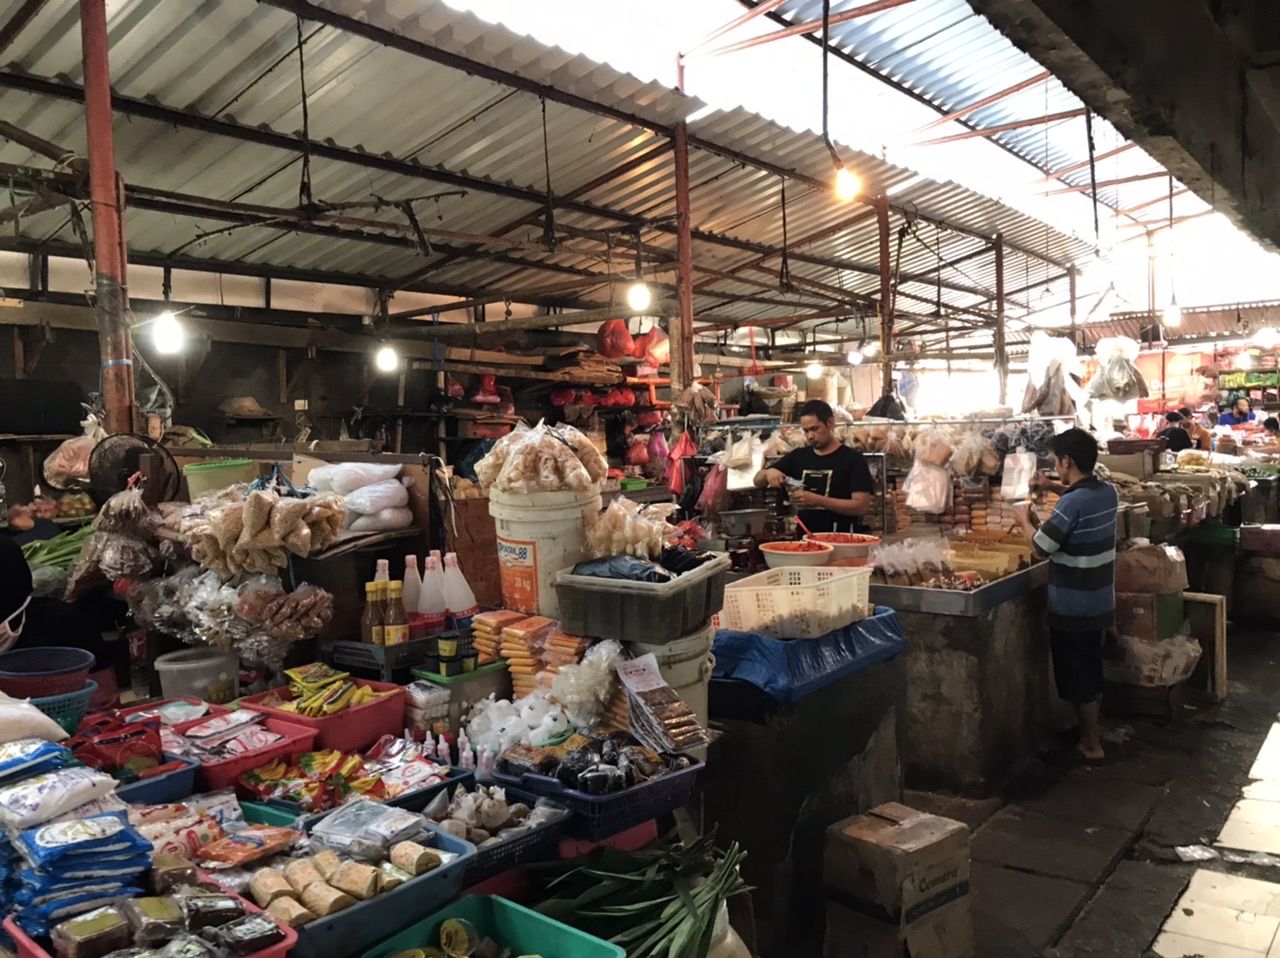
<box><xmin>1076</xmin><ymin>743</ymin><xmax>1105</xmax><ymax>765</ymax></box>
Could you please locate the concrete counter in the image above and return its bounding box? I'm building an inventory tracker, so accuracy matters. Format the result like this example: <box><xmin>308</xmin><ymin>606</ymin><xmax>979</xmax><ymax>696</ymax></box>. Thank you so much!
<box><xmin>873</xmin><ymin>567</ymin><xmax>1052</xmax><ymax>796</ymax></box>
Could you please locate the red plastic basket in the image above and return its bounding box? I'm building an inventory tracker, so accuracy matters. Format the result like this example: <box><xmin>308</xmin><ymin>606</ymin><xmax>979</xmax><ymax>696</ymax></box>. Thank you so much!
<box><xmin>174</xmin><ymin>713</ymin><xmax>319</xmax><ymax>792</ymax></box>
<box><xmin>0</xmin><ymin>647</ymin><xmax>94</xmax><ymax>697</ymax></box>
<box><xmin>239</xmin><ymin>679</ymin><xmax>407</xmax><ymax>753</ymax></box>
<box><xmin>2</xmin><ymin>893</ymin><xmax>296</xmax><ymax>958</ymax></box>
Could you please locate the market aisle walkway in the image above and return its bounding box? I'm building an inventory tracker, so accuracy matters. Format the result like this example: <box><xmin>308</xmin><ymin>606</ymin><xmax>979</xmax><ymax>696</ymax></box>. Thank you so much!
<box><xmin>909</xmin><ymin>625</ymin><xmax>1280</xmax><ymax>957</ymax></box>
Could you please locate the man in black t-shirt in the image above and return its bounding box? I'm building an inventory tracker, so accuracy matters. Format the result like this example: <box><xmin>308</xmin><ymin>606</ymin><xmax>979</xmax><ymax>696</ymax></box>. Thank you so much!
<box><xmin>1157</xmin><ymin>412</ymin><xmax>1194</xmax><ymax>453</ymax></box>
<box><xmin>753</xmin><ymin>399</ymin><xmax>876</xmax><ymax>533</ymax></box>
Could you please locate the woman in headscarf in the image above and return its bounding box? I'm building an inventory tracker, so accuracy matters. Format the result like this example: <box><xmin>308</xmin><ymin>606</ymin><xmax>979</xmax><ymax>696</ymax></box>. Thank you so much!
<box><xmin>0</xmin><ymin>534</ymin><xmax>117</xmax><ymax>703</ymax></box>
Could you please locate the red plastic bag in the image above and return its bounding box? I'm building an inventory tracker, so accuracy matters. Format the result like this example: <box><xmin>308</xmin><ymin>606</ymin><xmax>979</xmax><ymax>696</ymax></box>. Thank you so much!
<box><xmin>696</xmin><ymin>463</ymin><xmax>730</xmax><ymax>515</ymax></box>
<box><xmin>646</xmin><ymin>432</ymin><xmax>669</xmax><ymax>480</ymax></box>
<box><xmin>579</xmin><ymin>392</ymin><xmax>599</xmax><ymax>408</ymax></box>
<box><xmin>636</xmin><ymin>410</ymin><xmax>663</xmax><ymax>428</ymax></box>
<box><xmin>644</xmin><ymin>328</ymin><xmax>670</xmax><ymax>366</ymax></box>
<box><xmin>667</xmin><ymin>431</ymin><xmax>697</xmax><ymax>495</ymax></box>
<box><xmin>625</xmin><ymin>438</ymin><xmax>650</xmax><ymax>466</ymax></box>
<box><xmin>549</xmin><ymin>386</ymin><xmax>578</xmax><ymax>407</ymax></box>
<box><xmin>596</xmin><ymin>319</ymin><xmax>635</xmax><ymax>360</ymax></box>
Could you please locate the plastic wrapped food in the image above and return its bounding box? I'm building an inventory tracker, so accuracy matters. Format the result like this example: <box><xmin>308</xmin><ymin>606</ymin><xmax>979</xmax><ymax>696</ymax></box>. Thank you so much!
<box><xmin>348</xmin><ymin>507</ymin><xmax>414</xmax><ymax>532</ymax></box>
<box><xmin>50</xmin><ymin>905</ymin><xmax>130</xmax><ymax>958</ymax></box>
<box><xmin>177</xmin><ymin>893</ymin><xmax>243</xmax><ymax>931</ymax></box>
<box><xmin>583</xmin><ymin>498</ymin><xmax>676</xmax><ymax>559</ymax></box>
<box><xmin>197</xmin><ymin>826</ymin><xmax>297</xmax><ymax>867</ymax></box>
<box><xmin>475</xmin><ymin>421</ymin><xmax>606</xmax><ymax>493</ymax></box>
<box><xmin>0</xmin><ymin>769</ymin><xmax>117</xmax><ymax>830</ymax></box>
<box><xmin>0</xmin><ymin>739</ymin><xmax>70</xmax><ymax>785</ymax></box>
<box><xmin>343</xmin><ymin>479</ymin><xmax>409</xmax><ymax>516</ymax></box>
<box><xmin>121</xmin><ymin>897</ymin><xmax>185</xmax><ymax>946</ymax></box>
<box><xmin>204</xmin><ymin>913</ymin><xmax>286</xmax><ymax>957</ymax></box>
<box><xmin>1089</xmin><ymin>336</ymin><xmax>1149</xmax><ymax>402</ymax></box>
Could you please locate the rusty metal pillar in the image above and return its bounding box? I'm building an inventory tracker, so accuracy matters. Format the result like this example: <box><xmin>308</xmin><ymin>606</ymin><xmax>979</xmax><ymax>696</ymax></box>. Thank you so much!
<box><xmin>875</xmin><ymin>197</ymin><xmax>892</xmax><ymax>394</ymax></box>
<box><xmin>671</xmin><ymin>121</ymin><xmax>695</xmax><ymax>395</ymax></box>
<box><xmin>994</xmin><ymin>233</ymin><xmax>1008</xmax><ymax>404</ymax></box>
<box><xmin>80</xmin><ymin>0</ymin><xmax>134</xmax><ymax>434</ymax></box>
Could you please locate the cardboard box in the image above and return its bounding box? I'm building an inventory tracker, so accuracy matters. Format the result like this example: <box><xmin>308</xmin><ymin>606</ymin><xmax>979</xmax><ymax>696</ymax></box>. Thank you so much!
<box><xmin>1115</xmin><ymin>592</ymin><xmax>1186</xmax><ymax>642</ymax></box>
<box><xmin>824</xmin><ymin>804</ymin><xmax>971</xmax><ymax>958</ymax></box>
<box><xmin>1097</xmin><ymin>451</ymin><xmax>1157</xmax><ymax>479</ymax></box>
<box><xmin>824</xmin><ymin>898</ymin><xmax>975</xmax><ymax>958</ymax></box>
<box><xmin>1103</xmin><ymin>633</ymin><xmax>1202</xmax><ymax>687</ymax></box>
<box><xmin>1114</xmin><ymin>543</ymin><xmax>1189</xmax><ymax>594</ymax></box>
<box><xmin>1241</xmin><ymin>524</ymin><xmax>1280</xmax><ymax>555</ymax></box>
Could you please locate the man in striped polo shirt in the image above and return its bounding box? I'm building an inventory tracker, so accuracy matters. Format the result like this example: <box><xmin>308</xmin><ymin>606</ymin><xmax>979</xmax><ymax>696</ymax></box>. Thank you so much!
<box><xmin>1015</xmin><ymin>428</ymin><xmax>1118</xmax><ymax>764</ymax></box>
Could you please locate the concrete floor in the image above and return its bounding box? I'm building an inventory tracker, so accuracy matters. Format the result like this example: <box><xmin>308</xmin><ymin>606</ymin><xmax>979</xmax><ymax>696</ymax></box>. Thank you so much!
<box><xmin>907</xmin><ymin>625</ymin><xmax>1280</xmax><ymax>958</ymax></box>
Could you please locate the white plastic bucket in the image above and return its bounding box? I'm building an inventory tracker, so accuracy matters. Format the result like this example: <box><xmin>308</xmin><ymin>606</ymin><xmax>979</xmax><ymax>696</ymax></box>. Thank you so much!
<box><xmin>627</xmin><ymin>622</ymin><xmax>715</xmax><ymax>731</ymax></box>
<box><xmin>155</xmin><ymin>648</ymin><xmax>239</xmax><ymax>704</ymax></box>
<box><xmin>488</xmin><ymin>487</ymin><xmax>601</xmax><ymax>620</ymax></box>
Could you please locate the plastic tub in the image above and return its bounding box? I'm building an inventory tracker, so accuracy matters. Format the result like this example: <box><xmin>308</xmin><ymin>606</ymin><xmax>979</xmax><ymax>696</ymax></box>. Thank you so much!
<box><xmin>363</xmin><ymin>894</ymin><xmax>623</xmax><ymax>958</ymax></box>
<box><xmin>238</xmin><ymin>680</ymin><xmax>406</xmax><ymax>753</ymax></box>
<box><xmin>0</xmin><ymin>647</ymin><xmax>95</xmax><ymax>697</ymax></box>
<box><xmin>291</xmin><ymin>826</ymin><xmax>475</xmax><ymax>958</ymax></box>
<box><xmin>554</xmin><ymin>553</ymin><xmax>730</xmax><ymax>644</ymax></box>
<box><xmin>721</xmin><ymin>565</ymin><xmax>872</xmax><ymax>638</ymax></box>
<box><xmin>30</xmin><ymin>680</ymin><xmax>96</xmax><ymax>734</ymax></box>
<box><xmin>183</xmin><ymin>457</ymin><xmax>258</xmax><ymax>499</ymax></box>
<box><xmin>115</xmin><ymin>753</ymin><xmax>200</xmax><ymax>804</ymax></box>
<box><xmin>489</xmin><ymin>487</ymin><xmax>601</xmax><ymax>619</ymax></box>
<box><xmin>173</xmin><ymin>714</ymin><xmax>319</xmax><ymax>792</ymax></box>
<box><xmin>155</xmin><ymin>648</ymin><xmax>239</xmax><ymax>704</ymax></box>
<box><xmin>494</xmin><ymin>759</ymin><xmax>702</xmax><ymax>841</ymax></box>
<box><xmin>627</xmin><ymin>623</ymin><xmax>714</xmax><ymax>732</ymax></box>
<box><xmin>759</xmin><ymin>540</ymin><xmax>833</xmax><ymax>569</ymax></box>
<box><xmin>805</xmin><ymin>532</ymin><xmax>880</xmax><ymax>566</ymax></box>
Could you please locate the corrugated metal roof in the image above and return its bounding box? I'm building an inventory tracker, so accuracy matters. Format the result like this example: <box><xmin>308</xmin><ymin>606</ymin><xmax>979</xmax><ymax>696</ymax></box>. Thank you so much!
<box><xmin>0</xmin><ymin>0</ymin><xmax>1092</xmax><ymax>340</ymax></box>
<box><xmin>1083</xmin><ymin>301</ymin><xmax>1280</xmax><ymax>344</ymax></box>
<box><xmin>771</xmin><ymin>0</ymin><xmax>1210</xmax><ymax>226</ymax></box>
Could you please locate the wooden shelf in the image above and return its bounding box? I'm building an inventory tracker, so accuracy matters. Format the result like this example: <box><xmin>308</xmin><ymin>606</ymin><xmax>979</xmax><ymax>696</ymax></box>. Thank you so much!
<box><xmin>0</xmin><ymin>434</ymin><xmax>75</xmax><ymax>442</ymax></box>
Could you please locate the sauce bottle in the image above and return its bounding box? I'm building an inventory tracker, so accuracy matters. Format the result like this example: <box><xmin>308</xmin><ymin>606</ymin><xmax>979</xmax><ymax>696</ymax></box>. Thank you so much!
<box><xmin>383</xmin><ymin>580</ymin><xmax>410</xmax><ymax>646</ymax></box>
<box><xmin>361</xmin><ymin>582</ymin><xmax>384</xmax><ymax>645</ymax></box>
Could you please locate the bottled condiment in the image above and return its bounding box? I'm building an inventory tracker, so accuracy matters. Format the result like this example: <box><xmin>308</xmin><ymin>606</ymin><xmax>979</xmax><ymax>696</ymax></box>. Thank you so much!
<box><xmin>374</xmin><ymin>559</ymin><xmax>390</xmax><ymax>582</ymax></box>
<box><xmin>361</xmin><ymin>582</ymin><xmax>384</xmax><ymax>645</ymax></box>
<box><xmin>383</xmin><ymin>581</ymin><xmax>410</xmax><ymax>646</ymax></box>
<box><xmin>442</xmin><ymin>553</ymin><xmax>479</xmax><ymax>630</ymax></box>
<box><xmin>402</xmin><ymin>555</ymin><xmax>422</xmax><ymax>615</ymax></box>
<box><xmin>417</xmin><ymin>556</ymin><xmax>448</xmax><ymax>634</ymax></box>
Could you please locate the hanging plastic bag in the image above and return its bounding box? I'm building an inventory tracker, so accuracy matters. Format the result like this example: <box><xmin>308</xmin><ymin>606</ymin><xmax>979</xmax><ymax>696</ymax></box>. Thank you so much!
<box><xmin>902</xmin><ymin>462</ymin><xmax>952</xmax><ymax>514</ymax></box>
<box><xmin>596</xmin><ymin>319</ymin><xmax>635</xmax><ymax>360</ymax></box>
<box><xmin>625</xmin><ymin>438</ymin><xmax>650</xmax><ymax>467</ymax></box>
<box><xmin>667</xmin><ymin>431</ymin><xmax>697</xmax><ymax>496</ymax></box>
<box><xmin>999</xmin><ymin>450</ymin><xmax>1037</xmax><ymax>501</ymax></box>
<box><xmin>646</xmin><ymin>432</ymin><xmax>669</xmax><ymax>481</ymax></box>
<box><xmin>696</xmin><ymin>462</ymin><xmax>730</xmax><ymax>516</ymax></box>
<box><xmin>643</xmin><ymin>327</ymin><xmax>670</xmax><ymax>365</ymax></box>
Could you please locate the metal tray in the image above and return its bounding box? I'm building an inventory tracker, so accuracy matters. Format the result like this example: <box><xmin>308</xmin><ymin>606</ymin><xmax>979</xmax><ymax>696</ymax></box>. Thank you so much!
<box><xmin>869</xmin><ymin>562</ymin><xmax>1048</xmax><ymax>617</ymax></box>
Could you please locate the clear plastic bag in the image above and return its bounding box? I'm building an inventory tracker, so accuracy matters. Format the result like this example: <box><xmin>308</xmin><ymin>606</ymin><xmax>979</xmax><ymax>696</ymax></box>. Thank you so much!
<box><xmin>903</xmin><ymin>461</ymin><xmax>952</xmax><ymax>514</ymax></box>
<box><xmin>343</xmin><ymin>479</ymin><xmax>409</xmax><ymax>515</ymax></box>
<box><xmin>999</xmin><ymin>451</ymin><xmax>1037</xmax><ymax>501</ymax></box>
<box><xmin>348</xmin><ymin>506</ymin><xmax>414</xmax><ymax>532</ymax></box>
<box><xmin>326</xmin><ymin>463</ymin><xmax>404</xmax><ymax>496</ymax></box>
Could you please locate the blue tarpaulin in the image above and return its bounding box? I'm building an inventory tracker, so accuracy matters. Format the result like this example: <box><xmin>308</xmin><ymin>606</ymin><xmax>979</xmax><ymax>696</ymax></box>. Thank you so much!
<box><xmin>712</xmin><ymin>606</ymin><xmax>907</xmax><ymax>705</ymax></box>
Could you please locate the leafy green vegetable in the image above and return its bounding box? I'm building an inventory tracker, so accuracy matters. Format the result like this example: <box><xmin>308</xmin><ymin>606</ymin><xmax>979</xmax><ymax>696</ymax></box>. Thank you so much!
<box><xmin>21</xmin><ymin>525</ymin><xmax>94</xmax><ymax>571</ymax></box>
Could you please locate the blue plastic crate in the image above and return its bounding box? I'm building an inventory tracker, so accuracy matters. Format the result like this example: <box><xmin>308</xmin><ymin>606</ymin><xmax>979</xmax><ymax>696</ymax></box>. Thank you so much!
<box><xmin>453</xmin><ymin>784</ymin><xmax>570</xmax><ymax>885</ymax></box>
<box><xmin>115</xmin><ymin>753</ymin><xmax>200</xmax><ymax>804</ymax></box>
<box><xmin>290</xmin><ymin>826</ymin><xmax>474</xmax><ymax>958</ymax></box>
<box><xmin>493</xmin><ymin>759</ymin><xmax>702</xmax><ymax>841</ymax></box>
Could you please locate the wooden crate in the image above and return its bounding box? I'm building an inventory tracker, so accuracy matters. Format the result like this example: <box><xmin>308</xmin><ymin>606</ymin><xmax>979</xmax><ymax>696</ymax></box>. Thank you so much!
<box><xmin>1185</xmin><ymin>591</ymin><xmax>1228</xmax><ymax>702</ymax></box>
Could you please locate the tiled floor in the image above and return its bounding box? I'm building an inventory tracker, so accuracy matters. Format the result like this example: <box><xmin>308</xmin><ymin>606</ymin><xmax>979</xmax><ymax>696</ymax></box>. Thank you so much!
<box><xmin>1149</xmin><ymin>717</ymin><xmax>1280</xmax><ymax>957</ymax></box>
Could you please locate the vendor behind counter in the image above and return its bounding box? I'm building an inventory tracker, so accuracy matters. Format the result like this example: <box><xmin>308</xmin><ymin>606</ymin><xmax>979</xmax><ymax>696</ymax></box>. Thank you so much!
<box><xmin>754</xmin><ymin>399</ymin><xmax>875</xmax><ymax>533</ymax></box>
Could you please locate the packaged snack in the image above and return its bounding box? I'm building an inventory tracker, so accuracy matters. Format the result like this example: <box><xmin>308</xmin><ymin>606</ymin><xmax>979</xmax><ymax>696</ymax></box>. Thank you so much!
<box><xmin>121</xmin><ymin>897</ymin><xmax>185</xmax><ymax>946</ymax></box>
<box><xmin>0</xmin><ymin>693</ymin><xmax>69</xmax><ymax>744</ymax></box>
<box><xmin>47</xmin><ymin>793</ymin><xmax>129</xmax><ymax>825</ymax></box>
<box><xmin>49</xmin><ymin>905</ymin><xmax>130</xmax><ymax>958</ymax></box>
<box><xmin>16</xmin><ymin>813</ymin><xmax>153</xmax><ymax>868</ymax></box>
<box><xmin>175</xmin><ymin>893</ymin><xmax>244</xmax><ymax>931</ymax></box>
<box><xmin>389</xmin><ymin>841</ymin><xmax>440</xmax><ymax>876</ymax></box>
<box><xmin>205</xmin><ymin>913</ymin><xmax>286</xmax><ymax>956</ymax></box>
<box><xmin>282</xmin><ymin>858</ymin><xmax>324</xmax><ymax>894</ymax></box>
<box><xmin>330</xmin><ymin>860</ymin><xmax>378</xmax><ymax>900</ymax></box>
<box><xmin>150</xmin><ymin>855</ymin><xmax>198</xmax><ymax>895</ymax></box>
<box><xmin>0</xmin><ymin>738</ymin><xmax>70</xmax><ymax>784</ymax></box>
<box><xmin>310</xmin><ymin>849</ymin><xmax>341</xmax><ymax>881</ymax></box>
<box><xmin>17</xmin><ymin>856</ymin><xmax>151</xmax><ymax>884</ymax></box>
<box><xmin>197</xmin><ymin>826</ymin><xmax>297</xmax><ymax>867</ymax></box>
<box><xmin>300</xmin><ymin>882</ymin><xmax>353</xmax><ymax>917</ymax></box>
<box><xmin>0</xmin><ymin>768</ymin><xmax>117</xmax><ymax>829</ymax></box>
<box><xmin>248</xmin><ymin>868</ymin><xmax>295</xmax><ymax>907</ymax></box>
<box><xmin>138</xmin><ymin>814</ymin><xmax>224</xmax><ymax>858</ymax></box>
<box><xmin>265</xmin><ymin>896</ymin><xmax>314</xmax><ymax>928</ymax></box>
<box><xmin>155</xmin><ymin>934</ymin><xmax>222</xmax><ymax>958</ymax></box>
<box><xmin>376</xmin><ymin>861</ymin><xmax>412</xmax><ymax>892</ymax></box>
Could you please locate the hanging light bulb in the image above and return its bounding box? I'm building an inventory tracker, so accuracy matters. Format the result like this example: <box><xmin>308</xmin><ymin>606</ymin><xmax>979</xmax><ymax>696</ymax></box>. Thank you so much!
<box><xmin>151</xmin><ymin>310</ymin><xmax>184</xmax><ymax>355</ymax></box>
<box><xmin>846</xmin><ymin>348</ymin><xmax>864</xmax><ymax>366</ymax></box>
<box><xmin>834</xmin><ymin>166</ymin><xmax>860</xmax><ymax>203</ymax></box>
<box><xmin>1162</xmin><ymin>296</ymin><xmax>1182</xmax><ymax>329</ymax></box>
<box><xmin>374</xmin><ymin>344</ymin><xmax>399</xmax><ymax>373</ymax></box>
<box><xmin>626</xmin><ymin>280</ymin><xmax>652</xmax><ymax>313</ymax></box>
<box><xmin>805</xmin><ymin>361</ymin><xmax>825</xmax><ymax>380</ymax></box>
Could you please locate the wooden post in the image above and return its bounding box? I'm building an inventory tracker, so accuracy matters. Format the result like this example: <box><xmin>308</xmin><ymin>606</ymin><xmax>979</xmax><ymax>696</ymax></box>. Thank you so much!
<box><xmin>671</xmin><ymin>121</ymin><xmax>695</xmax><ymax>396</ymax></box>
<box><xmin>876</xmin><ymin>197</ymin><xmax>893</xmax><ymax>394</ymax></box>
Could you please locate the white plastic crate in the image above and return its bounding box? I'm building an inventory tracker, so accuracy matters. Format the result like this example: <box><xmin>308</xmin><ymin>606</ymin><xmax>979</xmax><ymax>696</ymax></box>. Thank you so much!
<box><xmin>720</xmin><ymin>566</ymin><xmax>872</xmax><ymax>638</ymax></box>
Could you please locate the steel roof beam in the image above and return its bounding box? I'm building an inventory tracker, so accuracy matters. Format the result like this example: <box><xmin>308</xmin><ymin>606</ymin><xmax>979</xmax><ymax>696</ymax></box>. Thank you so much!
<box><xmin>917</xmin><ymin>70</ymin><xmax>1051</xmax><ymax>131</ymax></box>
<box><xmin>0</xmin><ymin>0</ymin><xmax>48</xmax><ymax>57</ymax></box>
<box><xmin>916</xmin><ymin>108</ymin><xmax>1087</xmax><ymax>146</ymax></box>
<box><xmin>1041</xmin><ymin>142</ymin><xmax>1137</xmax><ymax>181</ymax></box>
<box><xmin>687</xmin><ymin>0</ymin><xmax>917</xmax><ymax>58</ymax></box>
<box><xmin>1044</xmin><ymin>170</ymin><xmax>1173</xmax><ymax>195</ymax></box>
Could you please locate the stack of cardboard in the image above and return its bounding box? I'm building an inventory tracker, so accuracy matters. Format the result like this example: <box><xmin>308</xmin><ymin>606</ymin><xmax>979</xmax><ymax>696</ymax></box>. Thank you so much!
<box><xmin>823</xmin><ymin>803</ymin><xmax>974</xmax><ymax>958</ymax></box>
<box><xmin>1107</xmin><ymin>543</ymin><xmax>1201</xmax><ymax>694</ymax></box>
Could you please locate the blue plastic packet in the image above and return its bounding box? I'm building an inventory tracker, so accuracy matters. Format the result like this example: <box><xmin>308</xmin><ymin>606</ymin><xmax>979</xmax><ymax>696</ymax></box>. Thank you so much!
<box><xmin>0</xmin><ymin>739</ymin><xmax>70</xmax><ymax>786</ymax></box>
<box><xmin>18</xmin><ymin>855</ymin><xmax>151</xmax><ymax>883</ymax></box>
<box><xmin>13</xmin><ymin>878</ymin><xmax>129</xmax><ymax>907</ymax></box>
<box><xmin>22</xmin><ymin>886</ymin><xmax>142</xmax><ymax>924</ymax></box>
<box><xmin>15</xmin><ymin>813</ymin><xmax>152</xmax><ymax>868</ymax></box>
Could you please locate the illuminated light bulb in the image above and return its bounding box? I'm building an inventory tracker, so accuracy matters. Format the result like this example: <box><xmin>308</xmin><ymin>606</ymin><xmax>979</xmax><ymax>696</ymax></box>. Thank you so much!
<box><xmin>806</xmin><ymin>361</ymin><xmax>825</xmax><ymax>380</ymax></box>
<box><xmin>846</xmin><ymin>349</ymin><xmax>864</xmax><ymax>366</ymax></box>
<box><xmin>374</xmin><ymin>344</ymin><xmax>399</xmax><ymax>372</ymax></box>
<box><xmin>863</xmin><ymin>340</ymin><xmax>880</xmax><ymax>358</ymax></box>
<box><xmin>626</xmin><ymin>281</ymin><xmax>651</xmax><ymax>312</ymax></box>
<box><xmin>151</xmin><ymin>311</ymin><xmax>184</xmax><ymax>355</ymax></box>
<box><xmin>833</xmin><ymin>166</ymin><xmax>860</xmax><ymax>203</ymax></box>
<box><xmin>1162</xmin><ymin>299</ymin><xmax>1182</xmax><ymax>329</ymax></box>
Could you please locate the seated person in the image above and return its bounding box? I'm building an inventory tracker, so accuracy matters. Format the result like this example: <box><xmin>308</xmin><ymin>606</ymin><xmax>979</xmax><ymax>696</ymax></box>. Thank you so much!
<box><xmin>1178</xmin><ymin>406</ymin><xmax>1213</xmax><ymax>450</ymax></box>
<box><xmin>0</xmin><ymin>535</ymin><xmax>117</xmax><ymax>704</ymax></box>
<box><xmin>1219</xmin><ymin>396</ymin><xmax>1257</xmax><ymax>426</ymax></box>
<box><xmin>1157</xmin><ymin>412</ymin><xmax>1194</xmax><ymax>453</ymax></box>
